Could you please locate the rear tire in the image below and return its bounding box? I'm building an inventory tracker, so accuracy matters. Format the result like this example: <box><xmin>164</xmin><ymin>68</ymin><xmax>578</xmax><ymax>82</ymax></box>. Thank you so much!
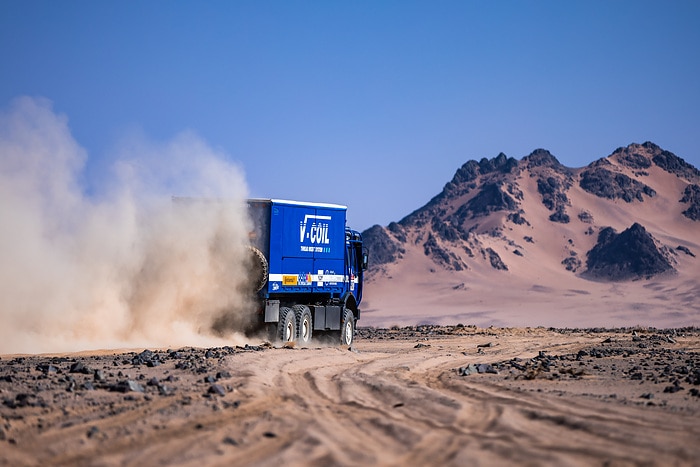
<box><xmin>278</xmin><ymin>307</ymin><xmax>296</xmax><ymax>343</ymax></box>
<box><xmin>294</xmin><ymin>305</ymin><xmax>313</xmax><ymax>345</ymax></box>
<box><xmin>340</xmin><ymin>308</ymin><xmax>355</xmax><ymax>346</ymax></box>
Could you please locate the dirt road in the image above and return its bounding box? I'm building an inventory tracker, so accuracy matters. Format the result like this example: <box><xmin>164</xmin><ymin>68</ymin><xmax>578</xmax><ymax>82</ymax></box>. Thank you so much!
<box><xmin>2</xmin><ymin>326</ymin><xmax>699</xmax><ymax>466</ymax></box>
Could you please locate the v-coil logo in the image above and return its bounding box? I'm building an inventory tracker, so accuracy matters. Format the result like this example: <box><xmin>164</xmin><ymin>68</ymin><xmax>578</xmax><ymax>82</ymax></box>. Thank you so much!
<box><xmin>299</xmin><ymin>214</ymin><xmax>331</xmax><ymax>244</ymax></box>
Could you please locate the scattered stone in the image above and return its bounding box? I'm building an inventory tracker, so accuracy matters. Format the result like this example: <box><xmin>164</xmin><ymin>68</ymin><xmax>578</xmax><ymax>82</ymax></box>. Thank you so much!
<box><xmin>663</xmin><ymin>383</ymin><xmax>684</xmax><ymax>394</ymax></box>
<box><xmin>676</xmin><ymin>245</ymin><xmax>695</xmax><ymax>257</ymax></box>
<box><xmin>458</xmin><ymin>363</ymin><xmax>498</xmax><ymax>376</ymax></box>
<box><xmin>111</xmin><ymin>380</ymin><xmax>145</xmax><ymax>393</ymax></box>
<box><xmin>476</xmin><ymin>363</ymin><xmax>498</xmax><ymax>374</ymax></box>
<box><xmin>36</xmin><ymin>364</ymin><xmax>59</xmax><ymax>374</ymax></box>
<box><xmin>458</xmin><ymin>364</ymin><xmax>478</xmax><ymax>376</ymax></box>
<box><xmin>69</xmin><ymin>362</ymin><xmax>92</xmax><ymax>374</ymax></box>
<box><xmin>81</xmin><ymin>381</ymin><xmax>95</xmax><ymax>391</ymax></box>
<box><xmin>222</xmin><ymin>436</ymin><xmax>238</xmax><ymax>446</ymax></box>
<box><xmin>244</xmin><ymin>344</ymin><xmax>265</xmax><ymax>352</ymax></box>
<box><xmin>132</xmin><ymin>350</ymin><xmax>161</xmax><ymax>367</ymax></box>
<box><xmin>208</xmin><ymin>384</ymin><xmax>226</xmax><ymax>396</ymax></box>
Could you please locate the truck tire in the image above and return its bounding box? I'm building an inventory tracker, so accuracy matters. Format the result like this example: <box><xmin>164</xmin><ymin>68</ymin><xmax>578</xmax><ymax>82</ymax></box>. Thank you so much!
<box><xmin>278</xmin><ymin>307</ymin><xmax>296</xmax><ymax>343</ymax></box>
<box><xmin>294</xmin><ymin>305</ymin><xmax>313</xmax><ymax>345</ymax></box>
<box><xmin>247</xmin><ymin>246</ymin><xmax>268</xmax><ymax>293</ymax></box>
<box><xmin>340</xmin><ymin>308</ymin><xmax>355</xmax><ymax>346</ymax></box>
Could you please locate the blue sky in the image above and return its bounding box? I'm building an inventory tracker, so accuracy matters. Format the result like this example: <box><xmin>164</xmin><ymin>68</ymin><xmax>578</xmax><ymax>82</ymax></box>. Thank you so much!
<box><xmin>2</xmin><ymin>1</ymin><xmax>699</xmax><ymax>230</ymax></box>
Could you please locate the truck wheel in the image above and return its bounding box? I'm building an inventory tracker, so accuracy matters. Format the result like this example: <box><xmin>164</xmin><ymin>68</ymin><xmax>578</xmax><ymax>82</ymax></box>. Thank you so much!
<box><xmin>278</xmin><ymin>307</ymin><xmax>296</xmax><ymax>343</ymax></box>
<box><xmin>294</xmin><ymin>305</ymin><xmax>313</xmax><ymax>345</ymax></box>
<box><xmin>340</xmin><ymin>308</ymin><xmax>355</xmax><ymax>346</ymax></box>
<box><xmin>247</xmin><ymin>246</ymin><xmax>269</xmax><ymax>293</ymax></box>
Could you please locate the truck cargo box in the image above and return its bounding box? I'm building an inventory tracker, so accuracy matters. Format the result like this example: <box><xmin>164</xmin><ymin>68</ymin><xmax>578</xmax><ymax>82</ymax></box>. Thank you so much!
<box><xmin>248</xmin><ymin>199</ymin><xmax>350</xmax><ymax>298</ymax></box>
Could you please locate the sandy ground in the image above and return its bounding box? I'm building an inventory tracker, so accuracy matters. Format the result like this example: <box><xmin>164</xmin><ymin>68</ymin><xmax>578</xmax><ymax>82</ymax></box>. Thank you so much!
<box><xmin>2</xmin><ymin>326</ymin><xmax>699</xmax><ymax>466</ymax></box>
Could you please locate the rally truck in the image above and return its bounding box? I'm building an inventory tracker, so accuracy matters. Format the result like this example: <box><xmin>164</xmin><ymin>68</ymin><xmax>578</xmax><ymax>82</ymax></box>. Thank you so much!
<box><xmin>246</xmin><ymin>199</ymin><xmax>368</xmax><ymax>346</ymax></box>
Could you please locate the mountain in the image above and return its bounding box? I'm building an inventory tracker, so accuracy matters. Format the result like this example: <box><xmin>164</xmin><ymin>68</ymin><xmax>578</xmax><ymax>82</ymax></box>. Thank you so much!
<box><xmin>361</xmin><ymin>142</ymin><xmax>700</xmax><ymax>329</ymax></box>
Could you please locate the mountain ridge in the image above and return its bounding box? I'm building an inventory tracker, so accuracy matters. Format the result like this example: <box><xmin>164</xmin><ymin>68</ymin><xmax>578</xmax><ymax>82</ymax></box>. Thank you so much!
<box><xmin>361</xmin><ymin>142</ymin><xmax>700</xmax><ymax>328</ymax></box>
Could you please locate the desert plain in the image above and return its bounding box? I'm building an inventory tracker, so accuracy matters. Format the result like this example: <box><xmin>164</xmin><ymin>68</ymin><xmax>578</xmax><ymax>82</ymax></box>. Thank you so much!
<box><xmin>2</xmin><ymin>143</ymin><xmax>700</xmax><ymax>466</ymax></box>
<box><xmin>2</xmin><ymin>324</ymin><xmax>699</xmax><ymax>466</ymax></box>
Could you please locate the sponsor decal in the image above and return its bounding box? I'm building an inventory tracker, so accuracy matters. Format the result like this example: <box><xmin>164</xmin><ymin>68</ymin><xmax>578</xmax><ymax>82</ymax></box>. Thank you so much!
<box><xmin>282</xmin><ymin>275</ymin><xmax>298</xmax><ymax>286</ymax></box>
<box><xmin>298</xmin><ymin>273</ymin><xmax>312</xmax><ymax>286</ymax></box>
<box><xmin>299</xmin><ymin>214</ymin><xmax>332</xmax><ymax>253</ymax></box>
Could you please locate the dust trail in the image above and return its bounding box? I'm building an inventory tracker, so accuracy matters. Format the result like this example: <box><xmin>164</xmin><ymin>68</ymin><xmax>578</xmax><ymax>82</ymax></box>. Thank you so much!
<box><xmin>0</xmin><ymin>96</ymin><xmax>255</xmax><ymax>353</ymax></box>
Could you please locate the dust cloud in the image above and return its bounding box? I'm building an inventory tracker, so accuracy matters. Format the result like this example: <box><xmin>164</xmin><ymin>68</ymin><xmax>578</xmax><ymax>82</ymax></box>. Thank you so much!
<box><xmin>0</xmin><ymin>97</ymin><xmax>256</xmax><ymax>353</ymax></box>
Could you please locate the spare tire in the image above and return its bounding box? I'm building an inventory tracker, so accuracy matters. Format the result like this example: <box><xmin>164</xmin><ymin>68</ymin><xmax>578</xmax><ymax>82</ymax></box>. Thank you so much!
<box><xmin>247</xmin><ymin>245</ymin><xmax>269</xmax><ymax>293</ymax></box>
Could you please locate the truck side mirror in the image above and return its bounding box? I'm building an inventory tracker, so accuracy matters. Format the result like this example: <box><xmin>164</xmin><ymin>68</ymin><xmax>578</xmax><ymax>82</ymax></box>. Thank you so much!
<box><xmin>362</xmin><ymin>250</ymin><xmax>369</xmax><ymax>270</ymax></box>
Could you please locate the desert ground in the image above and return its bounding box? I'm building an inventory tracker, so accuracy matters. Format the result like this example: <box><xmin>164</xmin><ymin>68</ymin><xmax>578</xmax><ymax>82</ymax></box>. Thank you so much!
<box><xmin>2</xmin><ymin>325</ymin><xmax>699</xmax><ymax>466</ymax></box>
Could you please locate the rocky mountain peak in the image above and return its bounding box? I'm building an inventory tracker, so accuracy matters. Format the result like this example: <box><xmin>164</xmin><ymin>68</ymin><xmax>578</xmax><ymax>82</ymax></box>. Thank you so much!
<box><xmin>522</xmin><ymin>148</ymin><xmax>566</xmax><ymax>172</ymax></box>
<box><xmin>363</xmin><ymin>142</ymin><xmax>698</xmax><ymax>284</ymax></box>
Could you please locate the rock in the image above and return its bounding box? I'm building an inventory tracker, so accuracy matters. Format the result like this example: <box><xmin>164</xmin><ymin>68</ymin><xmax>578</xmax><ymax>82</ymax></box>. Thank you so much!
<box><xmin>458</xmin><ymin>363</ymin><xmax>498</xmax><ymax>376</ymax></box>
<box><xmin>584</xmin><ymin>223</ymin><xmax>674</xmax><ymax>281</ymax></box>
<box><xmin>244</xmin><ymin>344</ymin><xmax>265</xmax><ymax>352</ymax></box>
<box><xmin>652</xmin><ymin>150</ymin><xmax>700</xmax><ymax>180</ymax></box>
<box><xmin>208</xmin><ymin>384</ymin><xmax>226</xmax><ymax>396</ymax></box>
<box><xmin>222</xmin><ymin>436</ymin><xmax>238</xmax><ymax>446</ymax></box>
<box><xmin>465</xmin><ymin>183</ymin><xmax>519</xmax><ymax>218</ymax></box>
<box><xmin>476</xmin><ymin>364</ymin><xmax>498</xmax><ymax>374</ymax></box>
<box><xmin>458</xmin><ymin>364</ymin><xmax>478</xmax><ymax>376</ymax></box>
<box><xmin>680</xmin><ymin>184</ymin><xmax>700</xmax><ymax>221</ymax></box>
<box><xmin>580</xmin><ymin>167</ymin><xmax>656</xmax><ymax>203</ymax></box>
<box><xmin>69</xmin><ymin>362</ymin><xmax>92</xmax><ymax>374</ymax></box>
<box><xmin>111</xmin><ymin>380</ymin><xmax>145</xmax><ymax>393</ymax></box>
<box><xmin>36</xmin><ymin>364</ymin><xmax>59</xmax><ymax>374</ymax></box>
<box><xmin>676</xmin><ymin>245</ymin><xmax>695</xmax><ymax>257</ymax></box>
<box><xmin>486</xmin><ymin>247</ymin><xmax>508</xmax><ymax>271</ymax></box>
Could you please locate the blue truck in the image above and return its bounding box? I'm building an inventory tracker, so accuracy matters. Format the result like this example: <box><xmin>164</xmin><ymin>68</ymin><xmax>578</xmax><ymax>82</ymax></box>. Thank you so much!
<box><xmin>247</xmin><ymin>199</ymin><xmax>367</xmax><ymax>345</ymax></box>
